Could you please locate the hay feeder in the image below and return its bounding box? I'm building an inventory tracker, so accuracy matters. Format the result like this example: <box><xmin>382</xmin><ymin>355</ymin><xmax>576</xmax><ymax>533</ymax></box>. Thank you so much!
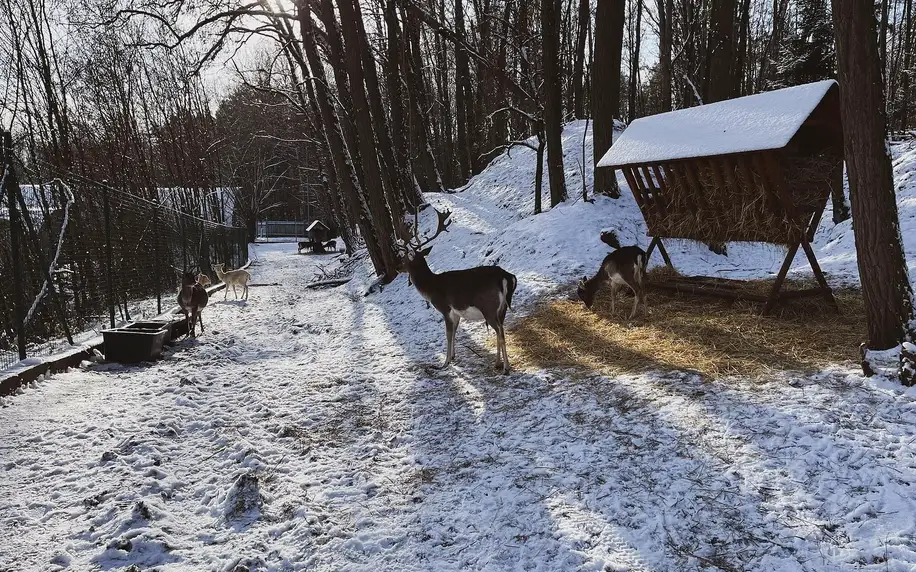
<box><xmin>597</xmin><ymin>80</ymin><xmax>843</xmax><ymax>314</ymax></box>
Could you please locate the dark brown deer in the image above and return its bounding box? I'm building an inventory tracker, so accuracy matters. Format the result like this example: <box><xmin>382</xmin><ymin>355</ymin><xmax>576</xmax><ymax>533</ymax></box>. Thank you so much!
<box><xmin>578</xmin><ymin>232</ymin><xmax>647</xmax><ymax>318</ymax></box>
<box><xmin>178</xmin><ymin>270</ymin><xmax>209</xmax><ymax>337</ymax></box>
<box><xmin>398</xmin><ymin>208</ymin><xmax>518</xmax><ymax>374</ymax></box>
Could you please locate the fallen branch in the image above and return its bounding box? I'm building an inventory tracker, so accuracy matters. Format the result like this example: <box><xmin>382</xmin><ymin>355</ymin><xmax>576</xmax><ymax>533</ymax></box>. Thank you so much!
<box><xmin>306</xmin><ymin>278</ymin><xmax>352</xmax><ymax>289</ymax></box>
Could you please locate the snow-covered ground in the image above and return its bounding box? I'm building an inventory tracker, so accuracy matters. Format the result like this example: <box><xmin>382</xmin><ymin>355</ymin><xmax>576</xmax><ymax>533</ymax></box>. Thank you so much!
<box><xmin>3</xmin><ymin>122</ymin><xmax>916</xmax><ymax>571</ymax></box>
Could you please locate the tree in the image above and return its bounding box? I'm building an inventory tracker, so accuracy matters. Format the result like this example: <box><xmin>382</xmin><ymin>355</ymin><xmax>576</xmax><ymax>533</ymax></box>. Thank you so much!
<box><xmin>774</xmin><ymin>0</ymin><xmax>835</xmax><ymax>87</ymax></box>
<box><xmin>593</xmin><ymin>0</ymin><xmax>625</xmax><ymax>198</ymax></box>
<box><xmin>831</xmin><ymin>0</ymin><xmax>914</xmax><ymax>352</ymax></box>
<box><xmin>542</xmin><ymin>0</ymin><xmax>568</xmax><ymax>206</ymax></box>
<box><xmin>705</xmin><ymin>0</ymin><xmax>736</xmax><ymax>103</ymax></box>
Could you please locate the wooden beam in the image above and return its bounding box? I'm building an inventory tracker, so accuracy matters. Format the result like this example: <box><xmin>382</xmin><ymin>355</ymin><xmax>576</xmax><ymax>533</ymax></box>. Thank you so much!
<box><xmin>799</xmin><ymin>238</ymin><xmax>839</xmax><ymax>312</ymax></box>
<box><xmin>762</xmin><ymin>243</ymin><xmax>800</xmax><ymax>315</ymax></box>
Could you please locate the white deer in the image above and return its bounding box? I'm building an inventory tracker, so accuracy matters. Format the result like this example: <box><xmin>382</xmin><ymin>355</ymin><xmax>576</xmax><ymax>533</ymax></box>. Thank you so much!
<box><xmin>214</xmin><ymin>263</ymin><xmax>251</xmax><ymax>300</ymax></box>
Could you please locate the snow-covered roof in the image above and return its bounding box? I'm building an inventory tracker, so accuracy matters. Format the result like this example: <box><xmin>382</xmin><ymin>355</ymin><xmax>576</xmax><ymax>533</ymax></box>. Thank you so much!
<box><xmin>597</xmin><ymin>80</ymin><xmax>837</xmax><ymax>168</ymax></box>
<box><xmin>306</xmin><ymin>220</ymin><xmax>329</xmax><ymax>232</ymax></box>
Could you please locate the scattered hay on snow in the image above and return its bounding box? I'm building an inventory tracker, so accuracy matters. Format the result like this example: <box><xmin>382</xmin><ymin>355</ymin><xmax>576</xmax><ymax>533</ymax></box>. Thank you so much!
<box><xmin>507</xmin><ymin>269</ymin><xmax>866</xmax><ymax>380</ymax></box>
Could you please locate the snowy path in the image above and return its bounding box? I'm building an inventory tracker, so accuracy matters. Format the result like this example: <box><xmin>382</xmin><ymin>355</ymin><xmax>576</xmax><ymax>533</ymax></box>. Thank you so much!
<box><xmin>2</xmin><ymin>242</ymin><xmax>916</xmax><ymax>572</ymax></box>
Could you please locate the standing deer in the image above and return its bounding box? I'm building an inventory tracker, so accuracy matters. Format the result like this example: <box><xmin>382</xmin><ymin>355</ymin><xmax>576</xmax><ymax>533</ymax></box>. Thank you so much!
<box><xmin>214</xmin><ymin>263</ymin><xmax>251</xmax><ymax>300</ymax></box>
<box><xmin>178</xmin><ymin>270</ymin><xmax>209</xmax><ymax>337</ymax></box>
<box><xmin>398</xmin><ymin>208</ymin><xmax>518</xmax><ymax>374</ymax></box>
<box><xmin>577</xmin><ymin>231</ymin><xmax>648</xmax><ymax>318</ymax></box>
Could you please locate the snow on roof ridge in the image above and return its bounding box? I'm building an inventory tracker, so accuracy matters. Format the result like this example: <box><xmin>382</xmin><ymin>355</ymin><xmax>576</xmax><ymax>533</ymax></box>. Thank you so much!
<box><xmin>597</xmin><ymin>79</ymin><xmax>837</xmax><ymax>168</ymax></box>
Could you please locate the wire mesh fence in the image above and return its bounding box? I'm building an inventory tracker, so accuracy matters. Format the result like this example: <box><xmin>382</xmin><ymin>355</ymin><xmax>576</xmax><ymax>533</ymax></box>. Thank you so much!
<box><xmin>1</xmin><ymin>135</ymin><xmax>248</xmax><ymax>372</ymax></box>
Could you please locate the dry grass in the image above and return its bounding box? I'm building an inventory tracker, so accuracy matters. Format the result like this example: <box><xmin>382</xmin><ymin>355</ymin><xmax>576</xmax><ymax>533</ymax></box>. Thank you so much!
<box><xmin>506</xmin><ymin>271</ymin><xmax>866</xmax><ymax>380</ymax></box>
<box><xmin>652</xmin><ymin>154</ymin><xmax>835</xmax><ymax>244</ymax></box>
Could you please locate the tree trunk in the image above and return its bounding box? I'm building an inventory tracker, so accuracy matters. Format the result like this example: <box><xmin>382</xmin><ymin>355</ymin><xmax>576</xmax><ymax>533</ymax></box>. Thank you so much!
<box><xmin>333</xmin><ymin>0</ymin><xmax>402</xmax><ymax>278</ymax></box>
<box><xmin>572</xmin><ymin>0</ymin><xmax>590</xmax><ymax>118</ymax></box>
<box><xmin>706</xmin><ymin>0</ymin><xmax>736</xmax><ymax>104</ymax></box>
<box><xmin>299</xmin><ymin>0</ymin><xmax>389</xmax><ymax>277</ymax></box>
<box><xmin>628</xmin><ymin>0</ymin><xmax>643</xmax><ymax>122</ymax></box>
<box><xmin>880</xmin><ymin>0</ymin><xmax>890</xmax><ymax>82</ymax></box>
<box><xmin>535</xmin><ymin>130</ymin><xmax>545</xmax><ymax>214</ymax></box>
<box><xmin>542</xmin><ymin>0</ymin><xmax>568</xmax><ymax>206</ymax></box>
<box><xmin>832</xmin><ymin>0</ymin><xmax>914</xmax><ymax>350</ymax></box>
<box><xmin>455</xmin><ymin>0</ymin><xmax>475</xmax><ymax>180</ymax></box>
<box><xmin>735</xmin><ymin>0</ymin><xmax>751</xmax><ymax>97</ymax></box>
<box><xmin>902</xmin><ymin>0</ymin><xmax>913</xmax><ymax>131</ymax></box>
<box><xmin>593</xmin><ymin>0</ymin><xmax>625</xmax><ymax>198</ymax></box>
<box><xmin>657</xmin><ymin>0</ymin><xmax>672</xmax><ymax>112</ymax></box>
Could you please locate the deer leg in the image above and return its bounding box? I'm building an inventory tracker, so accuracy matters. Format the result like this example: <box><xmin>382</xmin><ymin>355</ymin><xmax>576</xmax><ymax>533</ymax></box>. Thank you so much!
<box><xmin>627</xmin><ymin>284</ymin><xmax>640</xmax><ymax>319</ymax></box>
<box><xmin>198</xmin><ymin>309</ymin><xmax>204</xmax><ymax>333</ymax></box>
<box><xmin>609</xmin><ymin>282</ymin><xmax>619</xmax><ymax>315</ymax></box>
<box><xmin>441</xmin><ymin>314</ymin><xmax>458</xmax><ymax>368</ymax></box>
<box><xmin>495</xmin><ymin>323</ymin><xmax>509</xmax><ymax>374</ymax></box>
<box><xmin>189</xmin><ymin>308</ymin><xmax>197</xmax><ymax>337</ymax></box>
<box><xmin>224</xmin><ymin>285</ymin><xmax>229</xmax><ymax>300</ymax></box>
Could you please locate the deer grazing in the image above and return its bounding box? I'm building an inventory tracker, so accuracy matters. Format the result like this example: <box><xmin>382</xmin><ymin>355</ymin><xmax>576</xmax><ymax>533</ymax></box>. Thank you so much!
<box><xmin>398</xmin><ymin>208</ymin><xmax>518</xmax><ymax>374</ymax></box>
<box><xmin>214</xmin><ymin>263</ymin><xmax>251</xmax><ymax>300</ymax></box>
<box><xmin>577</xmin><ymin>231</ymin><xmax>648</xmax><ymax>318</ymax></box>
<box><xmin>178</xmin><ymin>270</ymin><xmax>209</xmax><ymax>337</ymax></box>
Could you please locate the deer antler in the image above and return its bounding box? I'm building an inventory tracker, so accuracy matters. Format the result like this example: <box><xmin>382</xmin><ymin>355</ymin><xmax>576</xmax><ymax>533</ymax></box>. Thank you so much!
<box><xmin>409</xmin><ymin>207</ymin><xmax>452</xmax><ymax>251</ymax></box>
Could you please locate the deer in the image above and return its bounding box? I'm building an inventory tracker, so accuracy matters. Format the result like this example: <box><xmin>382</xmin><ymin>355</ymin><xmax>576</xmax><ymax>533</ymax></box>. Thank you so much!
<box><xmin>397</xmin><ymin>208</ymin><xmax>518</xmax><ymax>374</ymax></box>
<box><xmin>214</xmin><ymin>263</ymin><xmax>251</xmax><ymax>300</ymax></box>
<box><xmin>178</xmin><ymin>270</ymin><xmax>209</xmax><ymax>337</ymax></box>
<box><xmin>197</xmin><ymin>273</ymin><xmax>212</xmax><ymax>288</ymax></box>
<box><xmin>577</xmin><ymin>230</ymin><xmax>648</xmax><ymax>318</ymax></box>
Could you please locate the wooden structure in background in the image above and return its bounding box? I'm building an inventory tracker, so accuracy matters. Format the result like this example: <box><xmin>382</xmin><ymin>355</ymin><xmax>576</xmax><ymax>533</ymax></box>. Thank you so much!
<box><xmin>598</xmin><ymin>80</ymin><xmax>843</xmax><ymax>314</ymax></box>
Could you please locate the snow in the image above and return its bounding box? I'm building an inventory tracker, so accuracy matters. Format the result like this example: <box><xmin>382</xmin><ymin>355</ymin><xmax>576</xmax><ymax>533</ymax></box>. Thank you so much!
<box><xmin>597</xmin><ymin>80</ymin><xmax>837</xmax><ymax>168</ymax></box>
<box><xmin>2</xmin><ymin>121</ymin><xmax>916</xmax><ymax>571</ymax></box>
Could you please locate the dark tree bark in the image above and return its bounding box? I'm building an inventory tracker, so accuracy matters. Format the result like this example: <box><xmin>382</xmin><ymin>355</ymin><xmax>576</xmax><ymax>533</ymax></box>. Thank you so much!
<box><xmin>455</xmin><ymin>0</ymin><xmax>475</xmax><ymax>180</ymax></box>
<box><xmin>572</xmin><ymin>0</ymin><xmax>590</xmax><ymax>118</ymax></box>
<box><xmin>333</xmin><ymin>0</ymin><xmax>402</xmax><ymax>278</ymax></box>
<box><xmin>628</xmin><ymin>0</ymin><xmax>643</xmax><ymax>122</ymax></box>
<box><xmin>832</xmin><ymin>0</ymin><xmax>914</xmax><ymax>350</ymax></box>
<box><xmin>593</xmin><ymin>0</ymin><xmax>625</xmax><ymax>198</ymax></box>
<box><xmin>542</xmin><ymin>0</ymin><xmax>568</xmax><ymax>206</ymax></box>
<box><xmin>297</xmin><ymin>0</ymin><xmax>385</xmax><ymax>273</ymax></box>
<box><xmin>656</xmin><ymin>0</ymin><xmax>673</xmax><ymax>112</ymax></box>
<box><xmin>880</xmin><ymin>0</ymin><xmax>890</xmax><ymax>79</ymax></box>
<box><xmin>901</xmin><ymin>0</ymin><xmax>913</xmax><ymax>130</ymax></box>
<box><xmin>706</xmin><ymin>0</ymin><xmax>736</xmax><ymax>103</ymax></box>
<box><xmin>735</xmin><ymin>0</ymin><xmax>751</xmax><ymax>96</ymax></box>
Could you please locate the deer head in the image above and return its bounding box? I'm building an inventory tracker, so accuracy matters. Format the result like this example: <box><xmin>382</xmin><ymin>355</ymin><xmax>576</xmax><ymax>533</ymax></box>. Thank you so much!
<box><xmin>577</xmin><ymin>276</ymin><xmax>597</xmax><ymax>309</ymax></box>
<box><xmin>397</xmin><ymin>207</ymin><xmax>452</xmax><ymax>273</ymax></box>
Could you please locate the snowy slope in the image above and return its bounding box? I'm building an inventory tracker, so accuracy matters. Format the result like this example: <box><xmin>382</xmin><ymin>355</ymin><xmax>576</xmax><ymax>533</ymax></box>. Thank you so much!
<box><xmin>401</xmin><ymin>120</ymin><xmax>916</xmax><ymax>313</ymax></box>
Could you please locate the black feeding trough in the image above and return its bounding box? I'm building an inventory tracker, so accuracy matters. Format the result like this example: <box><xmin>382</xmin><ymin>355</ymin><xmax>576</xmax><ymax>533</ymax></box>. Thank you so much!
<box><xmin>102</xmin><ymin>321</ymin><xmax>174</xmax><ymax>364</ymax></box>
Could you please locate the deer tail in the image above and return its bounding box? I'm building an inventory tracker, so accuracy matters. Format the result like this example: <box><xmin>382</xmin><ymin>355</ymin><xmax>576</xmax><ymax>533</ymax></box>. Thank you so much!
<box><xmin>504</xmin><ymin>272</ymin><xmax>518</xmax><ymax>310</ymax></box>
<box><xmin>635</xmin><ymin>252</ymin><xmax>646</xmax><ymax>285</ymax></box>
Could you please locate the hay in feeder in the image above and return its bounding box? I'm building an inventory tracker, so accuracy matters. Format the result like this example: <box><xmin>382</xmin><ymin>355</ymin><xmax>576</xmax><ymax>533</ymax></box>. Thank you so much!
<box><xmin>642</xmin><ymin>153</ymin><xmax>837</xmax><ymax>245</ymax></box>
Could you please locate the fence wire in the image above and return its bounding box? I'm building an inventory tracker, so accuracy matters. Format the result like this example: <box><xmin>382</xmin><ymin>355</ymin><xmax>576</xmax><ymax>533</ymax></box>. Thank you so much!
<box><xmin>0</xmin><ymin>170</ymin><xmax>248</xmax><ymax>371</ymax></box>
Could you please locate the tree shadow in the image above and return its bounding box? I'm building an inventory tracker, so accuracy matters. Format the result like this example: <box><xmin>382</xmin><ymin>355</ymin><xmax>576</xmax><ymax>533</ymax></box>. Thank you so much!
<box><xmin>362</xmin><ymin>276</ymin><xmax>911</xmax><ymax>570</ymax></box>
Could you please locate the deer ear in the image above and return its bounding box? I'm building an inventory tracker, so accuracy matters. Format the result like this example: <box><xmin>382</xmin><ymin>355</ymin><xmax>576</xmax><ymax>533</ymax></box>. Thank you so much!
<box><xmin>420</xmin><ymin>246</ymin><xmax>433</xmax><ymax>257</ymax></box>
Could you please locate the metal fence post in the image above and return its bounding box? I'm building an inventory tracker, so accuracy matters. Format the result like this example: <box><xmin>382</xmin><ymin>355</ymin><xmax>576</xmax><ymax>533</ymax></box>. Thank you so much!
<box><xmin>3</xmin><ymin>131</ymin><xmax>26</xmax><ymax>360</ymax></box>
<box><xmin>102</xmin><ymin>181</ymin><xmax>115</xmax><ymax>328</ymax></box>
<box><xmin>153</xmin><ymin>199</ymin><xmax>161</xmax><ymax>315</ymax></box>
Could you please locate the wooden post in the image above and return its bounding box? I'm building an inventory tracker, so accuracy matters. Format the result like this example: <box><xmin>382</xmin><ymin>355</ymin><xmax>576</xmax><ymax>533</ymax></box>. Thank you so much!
<box><xmin>102</xmin><ymin>181</ymin><xmax>115</xmax><ymax>328</ymax></box>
